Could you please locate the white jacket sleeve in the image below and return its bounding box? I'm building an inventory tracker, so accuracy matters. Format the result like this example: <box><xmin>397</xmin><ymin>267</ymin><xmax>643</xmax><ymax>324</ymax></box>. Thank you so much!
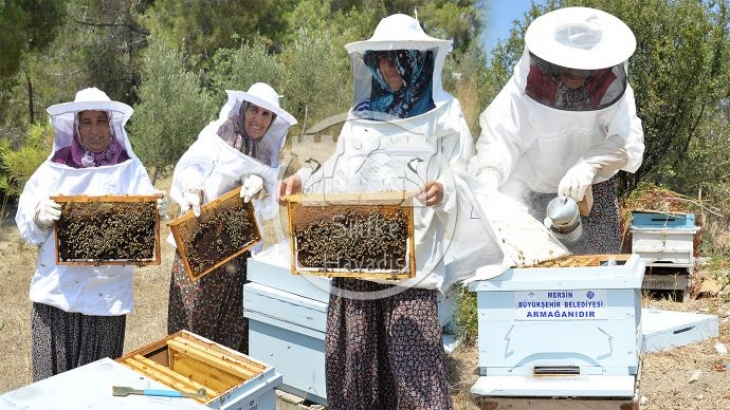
<box><xmin>579</xmin><ymin>86</ymin><xmax>644</xmax><ymax>178</ymax></box>
<box><xmin>436</xmin><ymin>108</ymin><xmax>474</xmax><ymax>216</ymax></box>
<box><xmin>474</xmin><ymin>87</ymin><xmax>529</xmax><ymax>187</ymax></box>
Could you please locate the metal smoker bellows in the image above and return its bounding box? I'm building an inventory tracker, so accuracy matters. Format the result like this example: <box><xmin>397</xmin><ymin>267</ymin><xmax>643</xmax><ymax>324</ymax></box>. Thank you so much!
<box><xmin>544</xmin><ymin>196</ymin><xmax>583</xmax><ymax>243</ymax></box>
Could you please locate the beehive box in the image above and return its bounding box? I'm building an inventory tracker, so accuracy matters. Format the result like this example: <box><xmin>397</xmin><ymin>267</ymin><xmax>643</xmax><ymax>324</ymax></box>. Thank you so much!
<box><xmin>51</xmin><ymin>194</ymin><xmax>161</xmax><ymax>266</ymax></box>
<box><xmin>286</xmin><ymin>191</ymin><xmax>415</xmax><ymax>279</ymax></box>
<box><xmin>468</xmin><ymin>254</ymin><xmax>644</xmax><ymax>399</ymax></box>
<box><xmin>169</xmin><ymin>186</ymin><xmax>262</xmax><ymax>282</ymax></box>
<box><xmin>631</xmin><ymin>211</ymin><xmax>699</xmax><ymax>268</ymax></box>
<box><xmin>117</xmin><ymin>330</ymin><xmax>281</xmax><ymax>409</ymax></box>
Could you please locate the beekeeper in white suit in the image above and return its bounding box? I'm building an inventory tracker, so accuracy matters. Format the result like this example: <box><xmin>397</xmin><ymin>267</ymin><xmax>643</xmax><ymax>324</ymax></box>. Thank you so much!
<box><xmin>279</xmin><ymin>13</ymin><xmax>477</xmax><ymax>409</ymax></box>
<box><xmin>167</xmin><ymin>82</ymin><xmax>297</xmax><ymax>352</ymax></box>
<box><xmin>475</xmin><ymin>6</ymin><xmax>644</xmax><ymax>255</ymax></box>
<box><xmin>15</xmin><ymin>87</ymin><xmax>164</xmax><ymax>381</ymax></box>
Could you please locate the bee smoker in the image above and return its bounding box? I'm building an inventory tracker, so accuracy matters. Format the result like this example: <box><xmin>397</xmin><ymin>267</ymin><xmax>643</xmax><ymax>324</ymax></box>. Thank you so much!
<box><xmin>543</xmin><ymin>186</ymin><xmax>593</xmax><ymax>244</ymax></box>
<box><xmin>544</xmin><ymin>196</ymin><xmax>583</xmax><ymax>243</ymax></box>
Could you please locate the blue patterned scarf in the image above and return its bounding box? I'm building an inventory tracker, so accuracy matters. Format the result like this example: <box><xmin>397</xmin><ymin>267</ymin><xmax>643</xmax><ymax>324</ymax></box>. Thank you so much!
<box><xmin>356</xmin><ymin>49</ymin><xmax>435</xmax><ymax>119</ymax></box>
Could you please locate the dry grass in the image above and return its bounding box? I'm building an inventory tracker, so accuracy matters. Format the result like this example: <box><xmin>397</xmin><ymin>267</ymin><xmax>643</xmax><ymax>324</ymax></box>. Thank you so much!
<box><xmin>2</xmin><ymin>177</ymin><xmax>730</xmax><ymax>409</ymax></box>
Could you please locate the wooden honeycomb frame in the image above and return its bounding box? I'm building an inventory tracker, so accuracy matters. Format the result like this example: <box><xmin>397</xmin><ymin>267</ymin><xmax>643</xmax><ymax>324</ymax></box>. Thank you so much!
<box><xmin>51</xmin><ymin>194</ymin><xmax>161</xmax><ymax>266</ymax></box>
<box><xmin>168</xmin><ymin>186</ymin><xmax>262</xmax><ymax>282</ymax></box>
<box><xmin>531</xmin><ymin>254</ymin><xmax>632</xmax><ymax>268</ymax></box>
<box><xmin>286</xmin><ymin>191</ymin><xmax>416</xmax><ymax>279</ymax></box>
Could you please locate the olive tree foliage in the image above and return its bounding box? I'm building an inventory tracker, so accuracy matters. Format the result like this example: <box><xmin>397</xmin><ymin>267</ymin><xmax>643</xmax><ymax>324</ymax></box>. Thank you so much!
<box><xmin>206</xmin><ymin>39</ymin><xmax>288</xmax><ymax>108</ymax></box>
<box><xmin>0</xmin><ymin>122</ymin><xmax>53</xmax><ymax>215</ymax></box>
<box><xmin>128</xmin><ymin>39</ymin><xmax>217</xmax><ymax>182</ymax></box>
<box><xmin>484</xmin><ymin>0</ymin><xmax>730</xmax><ymax>199</ymax></box>
<box><xmin>0</xmin><ymin>0</ymin><xmax>68</xmax><ymax>126</ymax></box>
<box><xmin>282</xmin><ymin>28</ymin><xmax>353</xmax><ymax>132</ymax></box>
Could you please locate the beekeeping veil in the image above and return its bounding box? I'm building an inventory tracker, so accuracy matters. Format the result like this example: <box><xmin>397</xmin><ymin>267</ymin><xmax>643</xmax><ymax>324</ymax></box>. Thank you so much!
<box><xmin>218</xmin><ymin>83</ymin><xmax>297</xmax><ymax>167</ymax></box>
<box><xmin>521</xmin><ymin>6</ymin><xmax>636</xmax><ymax>111</ymax></box>
<box><xmin>46</xmin><ymin>87</ymin><xmax>136</xmax><ymax>164</ymax></box>
<box><xmin>345</xmin><ymin>13</ymin><xmax>453</xmax><ymax>115</ymax></box>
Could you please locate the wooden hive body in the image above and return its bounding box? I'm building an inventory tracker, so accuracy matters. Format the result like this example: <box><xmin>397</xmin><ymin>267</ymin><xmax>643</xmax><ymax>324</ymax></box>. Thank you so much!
<box><xmin>118</xmin><ymin>330</ymin><xmax>280</xmax><ymax>408</ymax></box>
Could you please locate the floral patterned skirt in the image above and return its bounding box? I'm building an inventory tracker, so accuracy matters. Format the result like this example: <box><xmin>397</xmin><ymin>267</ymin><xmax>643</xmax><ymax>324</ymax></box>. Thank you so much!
<box><xmin>325</xmin><ymin>278</ymin><xmax>453</xmax><ymax>410</ymax></box>
<box><xmin>167</xmin><ymin>250</ymin><xmax>249</xmax><ymax>353</ymax></box>
<box><xmin>31</xmin><ymin>302</ymin><xmax>126</xmax><ymax>382</ymax></box>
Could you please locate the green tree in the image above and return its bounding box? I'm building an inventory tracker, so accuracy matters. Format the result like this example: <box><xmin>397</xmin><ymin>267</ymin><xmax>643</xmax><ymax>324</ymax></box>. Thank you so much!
<box><xmin>0</xmin><ymin>0</ymin><xmax>67</xmax><ymax>79</ymax></box>
<box><xmin>0</xmin><ymin>0</ymin><xmax>68</xmax><ymax>126</ymax></box>
<box><xmin>0</xmin><ymin>122</ymin><xmax>53</xmax><ymax>213</ymax></box>
<box><xmin>207</xmin><ymin>39</ymin><xmax>288</xmax><ymax>101</ymax></box>
<box><xmin>144</xmin><ymin>0</ymin><xmax>297</xmax><ymax>63</ymax></box>
<box><xmin>128</xmin><ymin>39</ymin><xmax>217</xmax><ymax>182</ymax></box>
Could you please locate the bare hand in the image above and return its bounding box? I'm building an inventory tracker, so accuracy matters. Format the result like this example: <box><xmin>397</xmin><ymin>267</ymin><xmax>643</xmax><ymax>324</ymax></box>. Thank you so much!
<box><xmin>278</xmin><ymin>175</ymin><xmax>302</xmax><ymax>205</ymax></box>
<box><xmin>417</xmin><ymin>180</ymin><xmax>444</xmax><ymax>207</ymax></box>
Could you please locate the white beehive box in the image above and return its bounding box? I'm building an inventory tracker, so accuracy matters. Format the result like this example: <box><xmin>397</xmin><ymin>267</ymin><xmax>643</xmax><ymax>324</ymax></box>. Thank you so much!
<box><xmin>631</xmin><ymin>227</ymin><xmax>699</xmax><ymax>267</ymax></box>
<box><xmin>468</xmin><ymin>254</ymin><xmax>644</xmax><ymax>398</ymax></box>
<box><xmin>244</xmin><ymin>241</ymin><xmax>459</xmax><ymax>406</ymax></box>
<box><xmin>631</xmin><ymin>211</ymin><xmax>699</xmax><ymax>268</ymax></box>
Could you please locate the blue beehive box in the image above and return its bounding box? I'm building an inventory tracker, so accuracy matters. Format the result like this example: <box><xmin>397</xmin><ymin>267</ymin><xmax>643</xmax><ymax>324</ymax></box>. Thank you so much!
<box><xmin>631</xmin><ymin>211</ymin><xmax>695</xmax><ymax>229</ymax></box>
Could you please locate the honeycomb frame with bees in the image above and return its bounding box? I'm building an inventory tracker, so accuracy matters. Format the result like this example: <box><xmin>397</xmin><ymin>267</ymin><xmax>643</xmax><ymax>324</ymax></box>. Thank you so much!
<box><xmin>286</xmin><ymin>191</ymin><xmax>416</xmax><ymax>279</ymax></box>
<box><xmin>169</xmin><ymin>186</ymin><xmax>262</xmax><ymax>282</ymax></box>
<box><xmin>52</xmin><ymin>194</ymin><xmax>162</xmax><ymax>266</ymax></box>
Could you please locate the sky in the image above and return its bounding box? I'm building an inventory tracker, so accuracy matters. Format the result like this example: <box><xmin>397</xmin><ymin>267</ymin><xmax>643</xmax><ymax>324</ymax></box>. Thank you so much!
<box><xmin>480</xmin><ymin>0</ymin><xmax>545</xmax><ymax>53</ymax></box>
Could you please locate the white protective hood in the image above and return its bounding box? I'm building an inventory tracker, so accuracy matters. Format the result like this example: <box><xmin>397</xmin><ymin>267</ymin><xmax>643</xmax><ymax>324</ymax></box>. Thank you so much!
<box><xmin>475</xmin><ymin>7</ymin><xmax>644</xmax><ymax>197</ymax></box>
<box><xmin>169</xmin><ymin>87</ymin><xmax>296</xmax><ymax>251</ymax></box>
<box><xmin>295</xmin><ymin>14</ymin><xmax>503</xmax><ymax>294</ymax></box>
<box><xmin>15</xmin><ymin>88</ymin><xmax>156</xmax><ymax>316</ymax></box>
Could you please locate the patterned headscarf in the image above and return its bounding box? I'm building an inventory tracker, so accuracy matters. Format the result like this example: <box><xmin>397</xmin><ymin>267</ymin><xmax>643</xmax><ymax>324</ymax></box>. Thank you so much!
<box><xmin>217</xmin><ymin>101</ymin><xmax>278</xmax><ymax>166</ymax></box>
<box><xmin>356</xmin><ymin>49</ymin><xmax>435</xmax><ymax>119</ymax></box>
<box><xmin>51</xmin><ymin>110</ymin><xmax>128</xmax><ymax>168</ymax></box>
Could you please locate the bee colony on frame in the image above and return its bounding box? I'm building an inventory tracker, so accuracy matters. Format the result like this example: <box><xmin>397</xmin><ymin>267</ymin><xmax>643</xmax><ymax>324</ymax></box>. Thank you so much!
<box><xmin>169</xmin><ymin>186</ymin><xmax>262</xmax><ymax>282</ymax></box>
<box><xmin>286</xmin><ymin>191</ymin><xmax>416</xmax><ymax>279</ymax></box>
<box><xmin>51</xmin><ymin>194</ymin><xmax>162</xmax><ymax>266</ymax></box>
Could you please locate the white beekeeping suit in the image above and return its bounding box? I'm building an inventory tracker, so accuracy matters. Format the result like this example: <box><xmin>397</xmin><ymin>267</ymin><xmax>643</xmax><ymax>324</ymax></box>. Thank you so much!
<box><xmin>15</xmin><ymin>88</ymin><xmax>156</xmax><ymax>316</ymax></box>
<box><xmin>476</xmin><ymin>6</ymin><xmax>644</xmax><ymax>202</ymax></box>
<box><xmin>295</xmin><ymin>13</ymin><xmax>487</xmax><ymax>294</ymax></box>
<box><xmin>474</xmin><ymin>7</ymin><xmax>645</xmax><ymax>256</ymax></box>
<box><xmin>169</xmin><ymin>83</ymin><xmax>297</xmax><ymax>251</ymax></box>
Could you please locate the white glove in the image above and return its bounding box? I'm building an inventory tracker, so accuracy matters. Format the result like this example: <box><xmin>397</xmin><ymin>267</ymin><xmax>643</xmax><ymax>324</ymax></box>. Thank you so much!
<box><xmin>240</xmin><ymin>174</ymin><xmax>266</xmax><ymax>203</ymax></box>
<box><xmin>155</xmin><ymin>191</ymin><xmax>169</xmax><ymax>219</ymax></box>
<box><xmin>34</xmin><ymin>199</ymin><xmax>62</xmax><ymax>228</ymax></box>
<box><xmin>181</xmin><ymin>189</ymin><xmax>202</xmax><ymax>217</ymax></box>
<box><xmin>558</xmin><ymin>162</ymin><xmax>599</xmax><ymax>202</ymax></box>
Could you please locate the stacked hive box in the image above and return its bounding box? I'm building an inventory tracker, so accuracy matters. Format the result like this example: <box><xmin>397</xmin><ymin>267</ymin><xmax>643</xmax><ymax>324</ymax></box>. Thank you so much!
<box><xmin>630</xmin><ymin>211</ymin><xmax>700</xmax><ymax>302</ymax></box>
